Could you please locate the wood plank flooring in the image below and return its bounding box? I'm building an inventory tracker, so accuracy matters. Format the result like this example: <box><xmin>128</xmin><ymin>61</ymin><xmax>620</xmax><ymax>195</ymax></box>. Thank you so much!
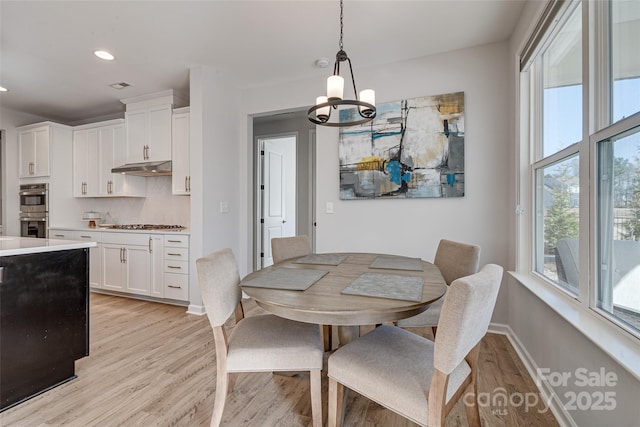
<box><xmin>0</xmin><ymin>294</ymin><xmax>560</xmax><ymax>426</ymax></box>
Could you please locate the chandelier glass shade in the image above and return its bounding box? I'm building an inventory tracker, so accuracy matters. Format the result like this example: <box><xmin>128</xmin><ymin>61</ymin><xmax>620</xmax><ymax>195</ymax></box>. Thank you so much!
<box><xmin>307</xmin><ymin>0</ymin><xmax>376</xmax><ymax>127</ymax></box>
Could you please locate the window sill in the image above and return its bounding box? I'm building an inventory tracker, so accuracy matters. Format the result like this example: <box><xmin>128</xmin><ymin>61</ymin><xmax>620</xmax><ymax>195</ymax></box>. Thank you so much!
<box><xmin>509</xmin><ymin>271</ymin><xmax>640</xmax><ymax>381</ymax></box>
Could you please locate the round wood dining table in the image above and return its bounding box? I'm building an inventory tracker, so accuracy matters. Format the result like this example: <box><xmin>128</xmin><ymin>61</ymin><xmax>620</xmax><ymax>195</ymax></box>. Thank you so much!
<box><xmin>241</xmin><ymin>252</ymin><xmax>447</xmax><ymax>345</ymax></box>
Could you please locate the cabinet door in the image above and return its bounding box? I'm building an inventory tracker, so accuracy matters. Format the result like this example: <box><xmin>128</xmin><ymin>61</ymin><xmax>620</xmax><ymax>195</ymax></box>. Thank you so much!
<box><xmin>125</xmin><ymin>110</ymin><xmax>147</xmax><ymax>163</ymax></box>
<box><xmin>73</xmin><ymin>129</ymin><xmax>100</xmax><ymax>196</ymax></box>
<box><xmin>148</xmin><ymin>105</ymin><xmax>172</xmax><ymax>162</ymax></box>
<box><xmin>33</xmin><ymin>127</ymin><xmax>51</xmax><ymax>177</ymax></box>
<box><xmin>172</xmin><ymin>112</ymin><xmax>190</xmax><ymax>195</ymax></box>
<box><xmin>125</xmin><ymin>245</ymin><xmax>150</xmax><ymax>295</ymax></box>
<box><xmin>149</xmin><ymin>235</ymin><xmax>164</xmax><ymax>298</ymax></box>
<box><xmin>102</xmin><ymin>244</ymin><xmax>126</xmax><ymax>292</ymax></box>
<box><xmin>19</xmin><ymin>130</ymin><xmax>36</xmax><ymax>178</ymax></box>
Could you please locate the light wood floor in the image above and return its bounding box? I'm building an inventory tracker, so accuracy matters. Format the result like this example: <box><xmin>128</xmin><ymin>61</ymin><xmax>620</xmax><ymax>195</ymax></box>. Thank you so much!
<box><xmin>1</xmin><ymin>293</ymin><xmax>560</xmax><ymax>426</ymax></box>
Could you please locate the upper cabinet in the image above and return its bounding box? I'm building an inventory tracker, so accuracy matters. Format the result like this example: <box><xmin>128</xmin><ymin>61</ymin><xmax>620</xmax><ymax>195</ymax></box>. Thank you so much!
<box><xmin>18</xmin><ymin>122</ymin><xmax>72</xmax><ymax>179</ymax></box>
<box><xmin>121</xmin><ymin>90</ymin><xmax>186</xmax><ymax>164</ymax></box>
<box><xmin>172</xmin><ymin>107</ymin><xmax>190</xmax><ymax>195</ymax></box>
<box><xmin>73</xmin><ymin>119</ymin><xmax>145</xmax><ymax>198</ymax></box>
<box><xmin>18</xmin><ymin>124</ymin><xmax>52</xmax><ymax>178</ymax></box>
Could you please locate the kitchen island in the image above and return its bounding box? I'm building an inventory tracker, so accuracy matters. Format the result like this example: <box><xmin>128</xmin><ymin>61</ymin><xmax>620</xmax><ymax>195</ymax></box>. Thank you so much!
<box><xmin>0</xmin><ymin>236</ymin><xmax>96</xmax><ymax>412</ymax></box>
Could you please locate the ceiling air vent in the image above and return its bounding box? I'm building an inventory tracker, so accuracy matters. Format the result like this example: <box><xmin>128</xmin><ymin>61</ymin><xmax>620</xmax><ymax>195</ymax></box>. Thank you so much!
<box><xmin>109</xmin><ymin>82</ymin><xmax>132</xmax><ymax>89</ymax></box>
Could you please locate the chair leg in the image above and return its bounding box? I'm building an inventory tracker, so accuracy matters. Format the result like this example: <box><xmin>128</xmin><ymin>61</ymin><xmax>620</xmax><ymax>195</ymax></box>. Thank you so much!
<box><xmin>328</xmin><ymin>377</ymin><xmax>345</xmax><ymax>427</ymax></box>
<box><xmin>310</xmin><ymin>369</ymin><xmax>322</xmax><ymax>427</ymax></box>
<box><xmin>228</xmin><ymin>372</ymin><xmax>237</xmax><ymax>392</ymax></box>
<box><xmin>323</xmin><ymin>324</ymin><xmax>333</xmax><ymax>351</ymax></box>
<box><xmin>464</xmin><ymin>382</ymin><xmax>481</xmax><ymax>427</ymax></box>
<box><xmin>211</xmin><ymin>372</ymin><xmax>229</xmax><ymax>427</ymax></box>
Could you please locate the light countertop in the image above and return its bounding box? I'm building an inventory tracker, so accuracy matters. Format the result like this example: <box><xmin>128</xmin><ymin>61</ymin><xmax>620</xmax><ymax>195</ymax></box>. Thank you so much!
<box><xmin>0</xmin><ymin>236</ymin><xmax>96</xmax><ymax>257</ymax></box>
<box><xmin>49</xmin><ymin>226</ymin><xmax>190</xmax><ymax>235</ymax></box>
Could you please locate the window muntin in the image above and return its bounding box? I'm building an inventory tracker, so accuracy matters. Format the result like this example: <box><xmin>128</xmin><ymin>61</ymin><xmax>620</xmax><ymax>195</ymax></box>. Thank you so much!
<box><xmin>535</xmin><ymin>156</ymin><xmax>580</xmax><ymax>295</ymax></box>
<box><xmin>597</xmin><ymin>125</ymin><xmax>640</xmax><ymax>334</ymax></box>
<box><xmin>612</xmin><ymin>0</ymin><xmax>640</xmax><ymax>123</ymax></box>
<box><xmin>542</xmin><ymin>3</ymin><xmax>582</xmax><ymax>158</ymax></box>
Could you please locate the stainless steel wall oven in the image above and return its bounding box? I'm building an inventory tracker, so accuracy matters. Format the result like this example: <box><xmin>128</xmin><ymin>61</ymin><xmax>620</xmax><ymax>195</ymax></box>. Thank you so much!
<box><xmin>19</xmin><ymin>183</ymin><xmax>48</xmax><ymax>238</ymax></box>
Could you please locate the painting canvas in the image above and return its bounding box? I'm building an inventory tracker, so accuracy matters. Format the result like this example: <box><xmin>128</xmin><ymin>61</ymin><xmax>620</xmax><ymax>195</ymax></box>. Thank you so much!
<box><xmin>339</xmin><ymin>91</ymin><xmax>465</xmax><ymax>199</ymax></box>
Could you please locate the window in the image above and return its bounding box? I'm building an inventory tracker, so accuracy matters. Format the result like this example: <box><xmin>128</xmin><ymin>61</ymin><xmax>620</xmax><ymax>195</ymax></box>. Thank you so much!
<box><xmin>519</xmin><ymin>0</ymin><xmax>640</xmax><ymax>339</ymax></box>
<box><xmin>597</xmin><ymin>125</ymin><xmax>640</xmax><ymax>334</ymax></box>
<box><xmin>530</xmin><ymin>2</ymin><xmax>582</xmax><ymax>295</ymax></box>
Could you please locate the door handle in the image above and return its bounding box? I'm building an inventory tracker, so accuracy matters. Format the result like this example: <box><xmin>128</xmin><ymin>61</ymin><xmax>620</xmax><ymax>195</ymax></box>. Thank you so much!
<box><xmin>282</xmin><ymin>220</ymin><xmax>287</xmax><ymax>223</ymax></box>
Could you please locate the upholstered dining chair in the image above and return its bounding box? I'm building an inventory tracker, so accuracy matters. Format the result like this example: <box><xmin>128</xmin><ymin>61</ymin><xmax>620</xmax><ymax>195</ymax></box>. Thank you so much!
<box><xmin>197</xmin><ymin>248</ymin><xmax>323</xmax><ymax>427</ymax></box>
<box><xmin>271</xmin><ymin>235</ymin><xmax>333</xmax><ymax>351</ymax></box>
<box><xmin>328</xmin><ymin>264</ymin><xmax>503</xmax><ymax>427</ymax></box>
<box><xmin>271</xmin><ymin>235</ymin><xmax>312</xmax><ymax>264</ymax></box>
<box><xmin>397</xmin><ymin>239</ymin><xmax>481</xmax><ymax>337</ymax></box>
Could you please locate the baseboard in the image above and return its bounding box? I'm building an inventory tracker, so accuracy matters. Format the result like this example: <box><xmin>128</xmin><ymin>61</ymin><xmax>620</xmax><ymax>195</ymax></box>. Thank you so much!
<box><xmin>187</xmin><ymin>304</ymin><xmax>206</xmax><ymax>315</ymax></box>
<box><xmin>488</xmin><ymin>323</ymin><xmax>577</xmax><ymax>427</ymax></box>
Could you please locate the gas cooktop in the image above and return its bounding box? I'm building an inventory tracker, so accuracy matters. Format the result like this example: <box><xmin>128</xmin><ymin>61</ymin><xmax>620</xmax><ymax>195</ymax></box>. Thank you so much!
<box><xmin>103</xmin><ymin>224</ymin><xmax>186</xmax><ymax>231</ymax></box>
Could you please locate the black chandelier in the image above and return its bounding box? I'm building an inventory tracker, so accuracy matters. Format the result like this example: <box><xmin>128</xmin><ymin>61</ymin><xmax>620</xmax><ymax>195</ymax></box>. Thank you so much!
<box><xmin>307</xmin><ymin>0</ymin><xmax>376</xmax><ymax>127</ymax></box>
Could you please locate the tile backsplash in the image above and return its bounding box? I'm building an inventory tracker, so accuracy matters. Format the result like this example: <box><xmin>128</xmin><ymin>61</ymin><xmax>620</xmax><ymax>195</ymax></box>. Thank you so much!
<box><xmin>74</xmin><ymin>176</ymin><xmax>190</xmax><ymax>227</ymax></box>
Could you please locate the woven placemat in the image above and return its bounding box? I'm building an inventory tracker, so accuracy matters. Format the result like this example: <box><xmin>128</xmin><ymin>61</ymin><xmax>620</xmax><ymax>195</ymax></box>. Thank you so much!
<box><xmin>294</xmin><ymin>253</ymin><xmax>348</xmax><ymax>266</ymax></box>
<box><xmin>242</xmin><ymin>268</ymin><xmax>328</xmax><ymax>291</ymax></box>
<box><xmin>369</xmin><ymin>256</ymin><xmax>424</xmax><ymax>271</ymax></box>
<box><xmin>341</xmin><ymin>273</ymin><xmax>424</xmax><ymax>302</ymax></box>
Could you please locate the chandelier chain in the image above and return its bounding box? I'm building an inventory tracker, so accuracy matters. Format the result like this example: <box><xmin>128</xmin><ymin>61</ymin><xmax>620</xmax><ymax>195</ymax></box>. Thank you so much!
<box><xmin>339</xmin><ymin>0</ymin><xmax>344</xmax><ymax>51</ymax></box>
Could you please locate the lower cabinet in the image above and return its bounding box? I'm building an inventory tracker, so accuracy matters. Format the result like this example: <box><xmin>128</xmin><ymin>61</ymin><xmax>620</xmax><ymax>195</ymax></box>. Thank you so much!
<box><xmin>48</xmin><ymin>228</ymin><xmax>189</xmax><ymax>302</ymax></box>
<box><xmin>101</xmin><ymin>233</ymin><xmax>151</xmax><ymax>295</ymax></box>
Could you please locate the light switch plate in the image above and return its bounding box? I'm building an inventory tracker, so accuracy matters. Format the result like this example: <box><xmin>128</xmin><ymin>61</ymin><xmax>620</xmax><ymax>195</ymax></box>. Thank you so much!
<box><xmin>220</xmin><ymin>201</ymin><xmax>229</xmax><ymax>213</ymax></box>
<box><xmin>326</xmin><ymin>202</ymin><xmax>334</xmax><ymax>214</ymax></box>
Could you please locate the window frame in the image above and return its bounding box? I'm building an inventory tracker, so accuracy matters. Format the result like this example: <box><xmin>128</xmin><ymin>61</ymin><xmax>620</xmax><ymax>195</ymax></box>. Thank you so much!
<box><xmin>515</xmin><ymin>0</ymin><xmax>640</xmax><ymax>378</ymax></box>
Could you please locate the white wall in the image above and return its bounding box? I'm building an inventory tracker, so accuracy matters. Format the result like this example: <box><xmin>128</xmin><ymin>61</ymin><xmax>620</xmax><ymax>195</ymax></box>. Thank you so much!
<box><xmin>240</xmin><ymin>41</ymin><xmax>512</xmax><ymax>324</ymax></box>
<box><xmin>507</xmin><ymin>2</ymin><xmax>640</xmax><ymax>426</ymax></box>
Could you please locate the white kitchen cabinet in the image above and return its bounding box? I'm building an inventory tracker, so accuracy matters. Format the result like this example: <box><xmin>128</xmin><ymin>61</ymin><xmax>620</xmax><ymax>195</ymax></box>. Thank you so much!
<box><xmin>73</xmin><ymin>120</ymin><xmax>145</xmax><ymax>198</ymax></box>
<box><xmin>18</xmin><ymin>123</ymin><xmax>57</xmax><ymax>178</ymax></box>
<box><xmin>73</xmin><ymin>128</ymin><xmax>100</xmax><ymax>196</ymax></box>
<box><xmin>172</xmin><ymin>107</ymin><xmax>190</xmax><ymax>195</ymax></box>
<box><xmin>149</xmin><ymin>235</ymin><xmax>164</xmax><ymax>298</ymax></box>
<box><xmin>163</xmin><ymin>234</ymin><xmax>189</xmax><ymax>301</ymax></box>
<box><xmin>125</xmin><ymin>104</ymin><xmax>172</xmax><ymax>164</ymax></box>
<box><xmin>101</xmin><ymin>232</ymin><xmax>151</xmax><ymax>296</ymax></box>
<box><xmin>49</xmin><ymin>228</ymin><xmax>102</xmax><ymax>289</ymax></box>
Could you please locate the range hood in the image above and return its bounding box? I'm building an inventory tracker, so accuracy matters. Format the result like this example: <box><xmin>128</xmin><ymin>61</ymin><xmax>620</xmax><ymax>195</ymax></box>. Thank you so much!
<box><xmin>111</xmin><ymin>160</ymin><xmax>172</xmax><ymax>176</ymax></box>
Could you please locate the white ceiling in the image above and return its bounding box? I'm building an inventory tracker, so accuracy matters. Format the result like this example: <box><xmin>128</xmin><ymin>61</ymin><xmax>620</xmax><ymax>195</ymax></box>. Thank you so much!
<box><xmin>0</xmin><ymin>0</ymin><xmax>525</xmax><ymax>124</ymax></box>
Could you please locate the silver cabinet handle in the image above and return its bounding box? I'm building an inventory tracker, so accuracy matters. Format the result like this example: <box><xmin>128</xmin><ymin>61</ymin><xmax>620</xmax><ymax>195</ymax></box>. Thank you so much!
<box><xmin>29</xmin><ymin>162</ymin><xmax>34</xmax><ymax>175</ymax></box>
<box><xmin>167</xmin><ymin>239</ymin><xmax>181</xmax><ymax>243</ymax></box>
<box><xmin>167</xmin><ymin>253</ymin><xmax>181</xmax><ymax>256</ymax></box>
<box><xmin>167</xmin><ymin>265</ymin><xmax>182</xmax><ymax>270</ymax></box>
<box><xmin>79</xmin><ymin>235</ymin><xmax>91</xmax><ymax>239</ymax></box>
<box><xmin>120</xmin><ymin>247</ymin><xmax>124</xmax><ymax>263</ymax></box>
<box><xmin>123</xmin><ymin>248</ymin><xmax>127</xmax><ymax>263</ymax></box>
<box><xmin>149</xmin><ymin>237</ymin><xmax>152</xmax><ymax>253</ymax></box>
<box><xmin>0</xmin><ymin>267</ymin><xmax>4</xmax><ymax>283</ymax></box>
<box><xmin>187</xmin><ymin>176</ymin><xmax>191</xmax><ymax>192</ymax></box>
<box><xmin>168</xmin><ymin>285</ymin><xmax>182</xmax><ymax>289</ymax></box>
<box><xmin>54</xmin><ymin>234</ymin><xmax>65</xmax><ymax>238</ymax></box>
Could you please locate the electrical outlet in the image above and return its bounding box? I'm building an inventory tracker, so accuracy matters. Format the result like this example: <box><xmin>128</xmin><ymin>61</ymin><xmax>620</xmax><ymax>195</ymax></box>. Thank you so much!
<box><xmin>220</xmin><ymin>201</ymin><xmax>229</xmax><ymax>213</ymax></box>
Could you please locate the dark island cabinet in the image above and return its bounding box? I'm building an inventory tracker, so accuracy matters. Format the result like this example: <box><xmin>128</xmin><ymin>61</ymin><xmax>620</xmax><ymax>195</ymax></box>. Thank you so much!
<box><xmin>0</xmin><ymin>248</ymin><xmax>89</xmax><ymax>411</ymax></box>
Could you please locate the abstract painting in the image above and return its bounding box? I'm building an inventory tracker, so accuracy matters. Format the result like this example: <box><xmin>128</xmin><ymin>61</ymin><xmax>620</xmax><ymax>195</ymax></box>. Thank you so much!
<box><xmin>339</xmin><ymin>91</ymin><xmax>465</xmax><ymax>199</ymax></box>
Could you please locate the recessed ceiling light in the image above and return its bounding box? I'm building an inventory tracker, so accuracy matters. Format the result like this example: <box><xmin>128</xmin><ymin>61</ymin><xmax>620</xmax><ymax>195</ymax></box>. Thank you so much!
<box><xmin>94</xmin><ymin>50</ymin><xmax>115</xmax><ymax>61</ymax></box>
<box><xmin>0</xmin><ymin>86</ymin><xmax>7</xmax><ymax>92</ymax></box>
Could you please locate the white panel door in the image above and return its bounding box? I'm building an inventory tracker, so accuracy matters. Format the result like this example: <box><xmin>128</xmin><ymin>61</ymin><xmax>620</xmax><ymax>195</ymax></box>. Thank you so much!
<box><xmin>261</xmin><ymin>136</ymin><xmax>296</xmax><ymax>267</ymax></box>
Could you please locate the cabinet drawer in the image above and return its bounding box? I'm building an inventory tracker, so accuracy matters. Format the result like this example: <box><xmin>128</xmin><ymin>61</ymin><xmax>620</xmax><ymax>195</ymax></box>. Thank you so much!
<box><xmin>70</xmin><ymin>231</ymin><xmax>102</xmax><ymax>242</ymax></box>
<box><xmin>164</xmin><ymin>273</ymin><xmax>189</xmax><ymax>300</ymax></box>
<box><xmin>101</xmin><ymin>232</ymin><xmax>150</xmax><ymax>246</ymax></box>
<box><xmin>164</xmin><ymin>260</ymin><xmax>188</xmax><ymax>274</ymax></box>
<box><xmin>164</xmin><ymin>235</ymin><xmax>188</xmax><ymax>247</ymax></box>
<box><xmin>163</xmin><ymin>247</ymin><xmax>188</xmax><ymax>261</ymax></box>
<box><xmin>50</xmin><ymin>230</ymin><xmax>74</xmax><ymax>240</ymax></box>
